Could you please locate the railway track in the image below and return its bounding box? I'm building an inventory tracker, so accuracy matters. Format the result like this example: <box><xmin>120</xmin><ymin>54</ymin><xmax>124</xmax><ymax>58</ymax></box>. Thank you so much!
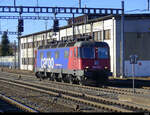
<box><xmin>0</xmin><ymin>94</ymin><xmax>38</xmax><ymax>112</ymax></box>
<box><xmin>0</xmin><ymin>72</ymin><xmax>150</xmax><ymax>112</ymax></box>
<box><xmin>2</xmin><ymin>71</ymin><xmax>150</xmax><ymax>97</ymax></box>
<box><xmin>0</xmin><ymin>78</ymin><xmax>131</xmax><ymax>112</ymax></box>
<box><xmin>142</xmin><ymin>86</ymin><xmax>150</xmax><ymax>90</ymax></box>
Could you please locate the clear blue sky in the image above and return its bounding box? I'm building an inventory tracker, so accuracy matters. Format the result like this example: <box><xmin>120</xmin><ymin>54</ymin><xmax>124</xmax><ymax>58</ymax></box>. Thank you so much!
<box><xmin>0</xmin><ymin>0</ymin><xmax>149</xmax><ymax>42</ymax></box>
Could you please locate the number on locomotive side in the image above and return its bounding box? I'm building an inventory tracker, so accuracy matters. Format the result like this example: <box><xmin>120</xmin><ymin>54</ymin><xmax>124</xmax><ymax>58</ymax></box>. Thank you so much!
<box><xmin>41</xmin><ymin>58</ymin><xmax>54</xmax><ymax>69</ymax></box>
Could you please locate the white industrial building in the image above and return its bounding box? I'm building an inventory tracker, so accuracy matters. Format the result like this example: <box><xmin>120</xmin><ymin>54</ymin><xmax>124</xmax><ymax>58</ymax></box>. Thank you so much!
<box><xmin>20</xmin><ymin>14</ymin><xmax>150</xmax><ymax>77</ymax></box>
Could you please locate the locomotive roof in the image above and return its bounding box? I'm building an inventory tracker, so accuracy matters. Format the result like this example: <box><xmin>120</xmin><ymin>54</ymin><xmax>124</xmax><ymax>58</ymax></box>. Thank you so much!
<box><xmin>38</xmin><ymin>40</ymin><xmax>108</xmax><ymax>49</ymax></box>
<box><xmin>74</xmin><ymin>41</ymin><xmax>108</xmax><ymax>47</ymax></box>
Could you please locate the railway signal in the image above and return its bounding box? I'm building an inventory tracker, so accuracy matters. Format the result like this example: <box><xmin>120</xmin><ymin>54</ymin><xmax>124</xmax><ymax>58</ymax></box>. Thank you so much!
<box><xmin>18</xmin><ymin>19</ymin><xmax>24</xmax><ymax>32</ymax></box>
<box><xmin>130</xmin><ymin>55</ymin><xmax>138</xmax><ymax>94</ymax></box>
<box><xmin>53</xmin><ymin>19</ymin><xmax>59</xmax><ymax>32</ymax></box>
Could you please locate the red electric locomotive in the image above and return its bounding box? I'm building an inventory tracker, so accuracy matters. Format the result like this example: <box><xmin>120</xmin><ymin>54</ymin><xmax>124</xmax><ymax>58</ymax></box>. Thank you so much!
<box><xmin>68</xmin><ymin>40</ymin><xmax>110</xmax><ymax>85</ymax></box>
<box><xmin>35</xmin><ymin>36</ymin><xmax>111</xmax><ymax>85</ymax></box>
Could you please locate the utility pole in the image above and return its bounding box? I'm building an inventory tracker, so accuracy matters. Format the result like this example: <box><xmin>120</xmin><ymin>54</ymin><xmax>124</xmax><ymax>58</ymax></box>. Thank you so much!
<box><xmin>36</xmin><ymin>0</ymin><xmax>39</xmax><ymax>17</ymax></box>
<box><xmin>45</xmin><ymin>20</ymin><xmax>48</xmax><ymax>45</ymax></box>
<box><xmin>14</xmin><ymin>0</ymin><xmax>16</xmax><ymax>7</ymax></box>
<box><xmin>72</xmin><ymin>13</ymin><xmax>75</xmax><ymax>39</ymax></box>
<box><xmin>17</xmin><ymin>8</ymin><xmax>23</xmax><ymax>69</ymax></box>
<box><xmin>120</xmin><ymin>1</ymin><xmax>125</xmax><ymax>78</ymax></box>
<box><xmin>14</xmin><ymin>40</ymin><xmax>16</xmax><ymax>69</ymax></box>
<box><xmin>79</xmin><ymin>0</ymin><xmax>81</xmax><ymax>8</ymax></box>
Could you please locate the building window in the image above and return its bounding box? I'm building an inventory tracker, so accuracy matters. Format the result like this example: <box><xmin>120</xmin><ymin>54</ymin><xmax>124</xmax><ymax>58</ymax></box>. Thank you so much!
<box><xmin>93</xmin><ymin>32</ymin><xmax>98</xmax><ymax>41</ymax></box>
<box><xmin>28</xmin><ymin>58</ymin><xmax>33</xmax><ymax>65</ymax></box>
<box><xmin>37</xmin><ymin>41</ymin><xmax>42</xmax><ymax>47</ymax></box>
<box><xmin>25</xmin><ymin>43</ymin><xmax>28</xmax><ymax>49</ymax></box>
<box><xmin>104</xmin><ymin>29</ymin><xmax>111</xmax><ymax>40</ymax></box>
<box><xmin>21</xmin><ymin>44</ymin><xmax>24</xmax><ymax>49</ymax></box>
<box><xmin>97</xmin><ymin>31</ymin><xmax>102</xmax><ymax>41</ymax></box>
<box><xmin>34</xmin><ymin>41</ymin><xmax>37</xmax><ymax>48</ymax></box>
<box><xmin>22</xmin><ymin>58</ymin><xmax>25</xmax><ymax>64</ymax></box>
<box><xmin>28</xmin><ymin>42</ymin><xmax>33</xmax><ymax>48</ymax></box>
<box><xmin>25</xmin><ymin>58</ymin><xmax>28</xmax><ymax>65</ymax></box>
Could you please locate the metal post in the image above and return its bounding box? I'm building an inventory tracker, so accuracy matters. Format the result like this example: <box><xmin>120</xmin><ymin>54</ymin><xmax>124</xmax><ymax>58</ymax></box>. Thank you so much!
<box><xmin>45</xmin><ymin>20</ymin><xmax>48</xmax><ymax>45</ymax></box>
<box><xmin>54</xmin><ymin>12</ymin><xmax>57</xmax><ymax>36</ymax></box>
<box><xmin>17</xmin><ymin>32</ymin><xmax>21</xmax><ymax>69</ymax></box>
<box><xmin>14</xmin><ymin>0</ymin><xmax>16</xmax><ymax>7</ymax></box>
<box><xmin>130</xmin><ymin>54</ymin><xmax>138</xmax><ymax>94</ymax></box>
<box><xmin>79</xmin><ymin>0</ymin><xmax>81</xmax><ymax>8</ymax></box>
<box><xmin>18</xmin><ymin>11</ymin><xmax>22</xmax><ymax>70</ymax></box>
<box><xmin>14</xmin><ymin>40</ymin><xmax>16</xmax><ymax>69</ymax></box>
<box><xmin>84</xmin><ymin>15</ymin><xmax>87</xmax><ymax>34</ymax></box>
<box><xmin>132</xmin><ymin>63</ymin><xmax>135</xmax><ymax>94</ymax></box>
<box><xmin>72</xmin><ymin>13</ymin><xmax>75</xmax><ymax>39</ymax></box>
<box><xmin>120</xmin><ymin>1</ymin><xmax>125</xmax><ymax>78</ymax></box>
<box><xmin>148</xmin><ymin>0</ymin><xmax>150</xmax><ymax>11</ymax></box>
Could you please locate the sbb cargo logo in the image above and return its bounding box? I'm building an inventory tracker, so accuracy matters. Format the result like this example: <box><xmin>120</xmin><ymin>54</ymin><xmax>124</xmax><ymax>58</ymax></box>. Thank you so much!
<box><xmin>41</xmin><ymin>58</ymin><xmax>54</xmax><ymax>69</ymax></box>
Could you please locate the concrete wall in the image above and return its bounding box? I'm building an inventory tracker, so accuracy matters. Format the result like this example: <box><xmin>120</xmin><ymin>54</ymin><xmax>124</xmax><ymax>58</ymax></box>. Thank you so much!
<box><xmin>114</xmin><ymin>18</ymin><xmax>150</xmax><ymax>77</ymax></box>
<box><xmin>123</xmin><ymin>19</ymin><xmax>150</xmax><ymax>77</ymax></box>
<box><xmin>125</xmin><ymin>60</ymin><xmax>150</xmax><ymax>76</ymax></box>
<box><xmin>125</xmin><ymin>32</ymin><xmax>150</xmax><ymax>60</ymax></box>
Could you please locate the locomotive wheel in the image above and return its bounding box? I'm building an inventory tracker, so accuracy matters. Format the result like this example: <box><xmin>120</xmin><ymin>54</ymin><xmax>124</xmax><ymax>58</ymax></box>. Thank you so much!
<box><xmin>47</xmin><ymin>73</ymin><xmax>52</xmax><ymax>81</ymax></box>
<box><xmin>51</xmin><ymin>73</ymin><xmax>56</xmax><ymax>82</ymax></box>
<box><xmin>38</xmin><ymin>72</ymin><xmax>43</xmax><ymax>81</ymax></box>
<box><xmin>61</xmin><ymin>74</ymin><xmax>66</xmax><ymax>83</ymax></box>
<box><xmin>75</xmin><ymin>76</ymin><xmax>83</xmax><ymax>85</ymax></box>
<box><xmin>48</xmin><ymin>73</ymin><xmax>53</xmax><ymax>81</ymax></box>
<box><xmin>61</xmin><ymin>78</ymin><xmax>64</xmax><ymax>83</ymax></box>
<box><xmin>66</xmin><ymin>74</ymin><xmax>73</xmax><ymax>84</ymax></box>
<box><xmin>57</xmin><ymin>73</ymin><xmax>63</xmax><ymax>82</ymax></box>
<box><xmin>35</xmin><ymin>72</ymin><xmax>40</xmax><ymax>78</ymax></box>
<box><xmin>77</xmin><ymin>81</ymin><xmax>83</xmax><ymax>85</ymax></box>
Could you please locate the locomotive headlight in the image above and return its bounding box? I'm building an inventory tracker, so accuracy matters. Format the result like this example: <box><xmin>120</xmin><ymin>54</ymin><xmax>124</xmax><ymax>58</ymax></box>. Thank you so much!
<box><xmin>85</xmin><ymin>66</ymin><xmax>89</xmax><ymax>69</ymax></box>
<box><xmin>104</xmin><ymin>66</ymin><xmax>108</xmax><ymax>69</ymax></box>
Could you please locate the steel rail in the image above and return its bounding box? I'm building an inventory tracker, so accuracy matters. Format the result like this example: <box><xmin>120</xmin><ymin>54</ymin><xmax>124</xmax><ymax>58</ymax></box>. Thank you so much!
<box><xmin>0</xmin><ymin>94</ymin><xmax>38</xmax><ymax>112</ymax></box>
<box><xmin>1</xmin><ymin>71</ymin><xmax>149</xmax><ymax>96</ymax></box>
<box><xmin>0</xmin><ymin>78</ymin><xmax>132</xmax><ymax>112</ymax></box>
<box><xmin>1</xmin><ymin>72</ymin><xmax>150</xmax><ymax>112</ymax></box>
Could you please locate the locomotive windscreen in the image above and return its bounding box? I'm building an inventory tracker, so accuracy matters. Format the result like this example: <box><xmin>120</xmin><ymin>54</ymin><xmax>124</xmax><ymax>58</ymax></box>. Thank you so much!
<box><xmin>97</xmin><ymin>48</ymin><xmax>109</xmax><ymax>59</ymax></box>
<box><xmin>78</xmin><ymin>47</ymin><xmax>95</xmax><ymax>59</ymax></box>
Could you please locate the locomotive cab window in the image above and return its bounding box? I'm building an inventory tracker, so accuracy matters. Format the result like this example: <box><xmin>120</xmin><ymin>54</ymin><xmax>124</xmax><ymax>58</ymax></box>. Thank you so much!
<box><xmin>80</xmin><ymin>47</ymin><xmax>95</xmax><ymax>59</ymax></box>
<box><xmin>55</xmin><ymin>51</ymin><xmax>59</xmax><ymax>59</ymax></box>
<box><xmin>98</xmin><ymin>48</ymin><xmax>109</xmax><ymax>59</ymax></box>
